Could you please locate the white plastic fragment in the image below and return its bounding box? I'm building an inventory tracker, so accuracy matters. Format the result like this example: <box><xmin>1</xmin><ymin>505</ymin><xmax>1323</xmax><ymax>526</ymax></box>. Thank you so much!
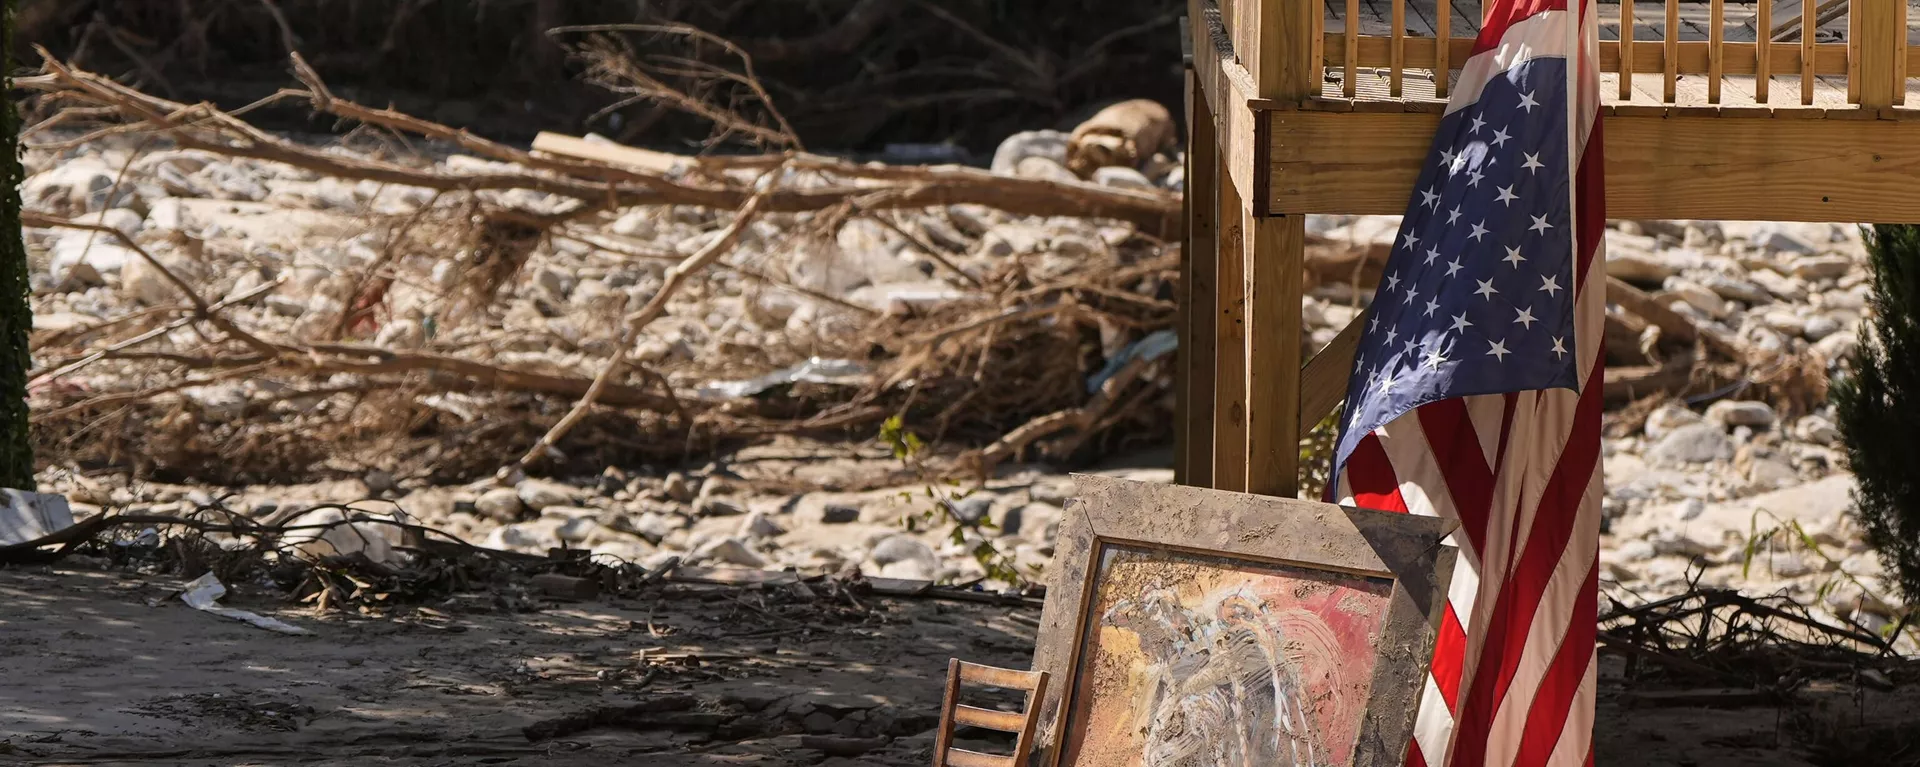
<box><xmin>180</xmin><ymin>572</ymin><xmax>312</xmax><ymax>635</ymax></box>
<box><xmin>0</xmin><ymin>489</ymin><xmax>75</xmax><ymax>546</ymax></box>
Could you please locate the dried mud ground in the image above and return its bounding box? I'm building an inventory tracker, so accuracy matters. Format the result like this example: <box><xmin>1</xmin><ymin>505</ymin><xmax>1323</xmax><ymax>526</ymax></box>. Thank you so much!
<box><xmin>3</xmin><ymin>568</ymin><xmax>1916</xmax><ymax>767</ymax></box>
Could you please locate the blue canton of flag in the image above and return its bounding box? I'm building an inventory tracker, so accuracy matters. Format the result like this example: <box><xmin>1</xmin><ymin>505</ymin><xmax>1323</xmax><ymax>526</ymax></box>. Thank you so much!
<box><xmin>1333</xmin><ymin>57</ymin><xmax>1579</xmax><ymax>465</ymax></box>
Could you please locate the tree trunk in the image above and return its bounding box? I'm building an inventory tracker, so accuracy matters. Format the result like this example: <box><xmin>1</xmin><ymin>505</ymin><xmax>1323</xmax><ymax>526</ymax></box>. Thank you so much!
<box><xmin>1</xmin><ymin>0</ymin><xmax>34</xmax><ymax>488</ymax></box>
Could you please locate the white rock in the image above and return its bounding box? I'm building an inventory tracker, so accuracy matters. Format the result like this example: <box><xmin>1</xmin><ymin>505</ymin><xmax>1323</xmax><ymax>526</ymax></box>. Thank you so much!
<box><xmin>282</xmin><ymin>508</ymin><xmax>406</xmax><ymax>565</ymax></box>
<box><xmin>869</xmin><ymin>534</ymin><xmax>937</xmax><ymax>569</ymax></box>
<box><xmin>1669</xmin><ymin>498</ymin><xmax>1706</xmax><ymax>522</ymax></box>
<box><xmin>1013</xmin><ymin>156</ymin><xmax>1078</xmax><ymax>184</ymax></box>
<box><xmin>1605</xmin><ymin>250</ymin><xmax>1680</xmax><ymax>284</ymax></box>
<box><xmin>484</xmin><ymin>519</ymin><xmax>564</xmax><ymax>552</ymax></box>
<box><xmin>1790</xmin><ymin>255</ymin><xmax>1853</xmax><ymax>281</ymax></box>
<box><xmin>1700</xmin><ymin>274</ymin><xmax>1770</xmax><ymax>305</ymax></box>
<box><xmin>1705</xmin><ymin>400</ymin><xmax>1776</xmax><ymax>429</ymax></box>
<box><xmin>46</xmin><ymin>236</ymin><xmax>137</xmax><ymax>289</ymax></box>
<box><xmin>625</xmin><ymin>511</ymin><xmax>679</xmax><ymax>544</ymax></box>
<box><xmin>75</xmin><ymin>208</ymin><xmax>146</xmax><ymax>239</ymax></box>
<box><xmin>1643</xmin><ymin>403</ymin><xmax>1704</xmax><ymax>440</ymax></box>
<box><xmin>945</xmin><ymin>205</ymin><xmax>997</xmax><ymax>237</ymax></box>
<box><xmin>23</xmin><ymin>160</ymin><xmax>125</xmax><ymax>213</ymax></box>
<box><xmin>1660</xmin><ymin>278</ymin><xmax>1730</xmax><ymax>318</ymax></box>
<box><xmin>990</xmin><ymin>130</ymin><xmax>1070</xmax><ymax>176</ymax></box>
<box><xmin>1092</xmin><ymin>166</ymin><xmax>1155</xmax><ymax>191</ymax></box>
<box><xmin>694</xmin><ymin>536</ymin><xmax>767</xmax><ymax>568</ymax></box>
<box><xmin>1793</xmin><ymin>415</ymin><xmax>1842</xmax><ymax>445</ymax></box>
<box><xmin>556</xmin><ymin>516</ymin><xmax>604</xmax><ymax>544</ymax></box>
<box><xmin>1802</xmin><ymin>314</ymin><xmax>1843</xmax><ymax>341</ymax></box>
<box><xmin>118</xmin><ymin>256</ymin><xmax>179</xmax><ymax>306</ymax></box>
<box><xmin>739</xmin><ymin>510</ymin><xmax>785</xmax><ymax>539</ymax></box>
<box><xmin>979</xmin><ymin>224</ymin><xmax>1045</xmax><ymax>257</ymax></box>
<box><xmin>516</xmin><ymin>479</ymin><xmax>576</xmax><ymax>511</ymax></box>
<box><xmin>1812</xmin><ymin>331</ymin><xmax>1859</xmax><ymax>363</ymax></box>
<box><xmin>1649</xmin><ymin>423</ymin><xmax>1735</xmax><ymax>465</ymax></box>
<box><xmin>1748</xmin><ymin>268</ymin><xmax>1807</xmax><ymax>301</ymax></box>
<box><xmin>475</xmin><ymin>488</ymin><xmax>525</xmax><ymax>522</ymax></box>
<box><xmin>1751</xmin><ymin>227</ymin><xmax>1816</xmax><ymax>255</ymax></box>
<box><xmin>610</xmin><ymin>209</ymin><xmax>657</xmax><ymax>238</ymax></box>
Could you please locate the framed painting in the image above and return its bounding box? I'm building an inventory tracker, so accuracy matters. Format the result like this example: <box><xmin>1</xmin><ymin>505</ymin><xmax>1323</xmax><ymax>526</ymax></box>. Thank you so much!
<box><xmin>1028</xmin><ymin>475</ymin><xmax>1458</xmax><ymax>767</ymax></box>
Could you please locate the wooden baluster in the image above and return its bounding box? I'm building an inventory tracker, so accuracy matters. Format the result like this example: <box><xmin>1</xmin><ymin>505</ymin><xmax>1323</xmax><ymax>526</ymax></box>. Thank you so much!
<box><xmin>1437</xmin><ymin>0</ymin><xmax>1451</xmax><ymax>97</ymax></box>
<box><xmin>1391</xmin><ymin>0</ymin><xmax>1406</xmax><ymax>97</ymax></box>
<box><xmin>1803</xmin><ymin>0</ymin><xmax>1817</xmax><ymax>104</ymax></box>
<box><xmin>1709</xmin><ymin>0</ymin><xmax>1724</xmax><ymax>103</ymax></box>
<box><xmin>1899</xmin><ymin>0</ymin><xmax>1910</xmax><ymax>106</ymax></box>
<box><xmin>1345</xmin><ymin>0</ymin><xmax>1359</xmax><ymax>98</ymax></box>
<box><xmin>1858</xmin><ymin>0</ymin><xmax>1899</xmax><ymax>107</ymax></box>
<box><xmin>1847</xmin><ymin>0</ymin><xmax>1860</xmax><ymax>105</ymax></box>
<box><xmin>1620</xmin><ymin>0</ymin><xmax>1635</xmax><ymax>100</ymax></box>
<box><xmin>1664</xmin><ymin>0</ymin><xmax>1679</xmax><ymax>102</ymax></box>
<box><xmin>1757</xmin><ymin>0</ymin><xmax>1772</xmax><ymax>103</ymax></box>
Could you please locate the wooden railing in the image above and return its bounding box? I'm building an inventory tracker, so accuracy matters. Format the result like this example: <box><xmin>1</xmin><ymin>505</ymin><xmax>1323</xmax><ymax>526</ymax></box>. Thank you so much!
<box><xmin>1291</xmin><ymin>0</ymin><xmax>1918</xmax><ymax>109</ymax></box>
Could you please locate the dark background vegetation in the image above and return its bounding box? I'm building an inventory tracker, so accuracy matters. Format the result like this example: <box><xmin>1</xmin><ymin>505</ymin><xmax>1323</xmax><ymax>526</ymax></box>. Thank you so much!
<box><xmin>16</xmin><ymin>0</ymin><xmax>1187</xmax><ymax>155</ymax></box>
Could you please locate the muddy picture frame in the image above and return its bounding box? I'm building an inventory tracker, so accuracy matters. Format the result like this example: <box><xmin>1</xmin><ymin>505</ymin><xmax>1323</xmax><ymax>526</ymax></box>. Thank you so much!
<box><xmin>1027</xmin><ymin>475</ymin><xmax>1458</xmax><ymax>767</ymax></box>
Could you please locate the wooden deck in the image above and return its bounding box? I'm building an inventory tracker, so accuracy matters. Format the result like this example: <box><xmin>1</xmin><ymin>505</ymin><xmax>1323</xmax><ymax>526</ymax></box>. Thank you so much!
<box><xmin>1323</xmin><ymin>0</ymin><xmax>1920</xmax><ymax>107</ymax></box>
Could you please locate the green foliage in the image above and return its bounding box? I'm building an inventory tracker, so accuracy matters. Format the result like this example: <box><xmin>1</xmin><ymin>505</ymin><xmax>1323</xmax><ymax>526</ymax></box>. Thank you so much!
<box><xmin>0</xmin><ymin>0</ymin><xmax>34</xmax><ymax>489</ymax></box>
<box><xmin>1833</xmin><ymin>225</ymin><xmax>1920</xmax><ymax>607</ymax></box>
<box><xmin>878</xmin><ymin>415</ymin><xmax>1025</xmax><ymax>586</ymax></box>
<box><xmin>1298</xmin><ymin>405</ymin><xmax>1342</xmax><ymax>500</ymax></box>
<box><xmin>1739</xmin><ymin>509</ymin><xmax>1916</xmax><ymax>645</ymax></box>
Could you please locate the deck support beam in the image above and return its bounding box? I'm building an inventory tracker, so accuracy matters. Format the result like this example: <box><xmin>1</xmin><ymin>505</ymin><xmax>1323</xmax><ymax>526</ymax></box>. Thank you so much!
<box><xmin>1271</xmin><ymin>108</ymin><xmax>1920</xmax><ymax>223</ymax></box>
<box><xmin>1181</xmin><ymin>68</ymin><xmax>1220</xmax><ymax>489</ymax></box>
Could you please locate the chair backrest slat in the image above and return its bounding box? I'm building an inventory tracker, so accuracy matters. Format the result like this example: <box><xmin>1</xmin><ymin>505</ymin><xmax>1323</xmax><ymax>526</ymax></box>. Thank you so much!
<box><xmin>931</xmin><ymin>658</ymin><xmax>1051</xmax><ymax>767</ymax></box>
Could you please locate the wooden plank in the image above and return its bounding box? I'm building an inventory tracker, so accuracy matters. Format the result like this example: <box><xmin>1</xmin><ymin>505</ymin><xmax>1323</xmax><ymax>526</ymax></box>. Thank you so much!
<box><xmin>1857</xmin><ymin>0</ymin><xmax>1901</xmax><ymax>108</ymax></box>
<box><xmin>1889</xmin><ymin>0</ymin><xmax>1904</xmax><ymax>107</ymax></box>
<box><xmin>1708</xmin><ymin>0</ymin><xmax>1724</xmax><ymax>103</ymax></box>
<box><xmin>1326</xmin><ymin>35</ymin><xmax>1851</xmax><ymax>76</ymax></box>
<box><xmin>1764</xmin><ymin>0</ymin><xmax>1848</xmax><ymax>42</ymax></box>
<box><xmin>1257</xmin><ymin>0</ymin><xmax>1321</xmax><ymax>98</ymax></box>
<box><xmin>1756</xmin><ymin>0</ymin><xmax>1771</xmax><ymax>102</ymax></box>
<box><xmin>1665</xmin><ymin>0</ymin><xmax>1680</xmax><ymax>102</ymax></box>
<box><xmin>952</xmin><ymin>705</ymin><xmax>1025</xmax><ymax>733</ymax></box>
<box><xmin>1801</xmin><ymin>0</ymin><xmax>1815</xmax><ymax>104</ymax></box>
<box><xmin>1267</xmin><ymin>109</ymin><xmax>1920</xmax><ymax>222</ymax></box>
<box><xmin>1010</xmin><ymin>671</ymin><xmax>1049</xmax><ymax>764</ymax></box>
<box><xmin>1436</xmin><ymin>0</ymin><xmax>1451</xmax><ymax>97</ymax></box>
<box><xmin>1392</xmin><ymin>0</ymin><xmax>1407</xmax><ymax>97</ymax></box>
<box><xmin>944</xmin><ymin>748</ymin><xmax>1015</xmax><ymax>767</ymax></box>
<box><xmin>1213</xmin><ymin>151</ymin><xmax>1248</xmax><ymax>493</ymax></box>
<box><xmin>530</xmin><ymin>132</ymin><xmax>685</xmax><ymax>174</ymax></box>
<box><xmin>1244</xmin><ymin>214</ymin><xmax>1303</xmax><ymax>498</ymax></box>
<box><xmin>1299</xmin><ymin>313</ymin><xmax>1366</xmax><ymax>439</ymax></box>
<box><xmin>1620</xmin><ymin>0</ymin><xmax>1636</xmax><ymax>99</ymax></box>
<box><xmin>955</xmin><ymin>661</ymin><xmax>1043</xmax><ymax>691</ymax></box>
<box><xmin>1184</xmin><ymin>70</ymin><xmax>1220</xmax><ymax>489</ymax></box>
<box><xmin>1346</xmin><ymin>0</ymin><xmax>1361</xmax><ymax>98</ymax></box>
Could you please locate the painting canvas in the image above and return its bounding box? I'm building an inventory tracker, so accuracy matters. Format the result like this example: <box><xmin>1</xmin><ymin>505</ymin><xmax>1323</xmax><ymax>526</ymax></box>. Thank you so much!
<box><xmin>1059</xmin><ymin>545</ymin><xmax>1395</xmax><ymax>767</ymax></box>
<box><xmin>1029</xmin><ymin>475</ymin><xmax>1456</xmax><ymax>767</ymax></box>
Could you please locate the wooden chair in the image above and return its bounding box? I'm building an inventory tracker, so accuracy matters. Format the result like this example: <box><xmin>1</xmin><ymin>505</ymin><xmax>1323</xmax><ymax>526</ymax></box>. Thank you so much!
<box><xmin>931</xmin><ymin>659</ymin><xmax>1051</xmax><ymax>767</ymax></box>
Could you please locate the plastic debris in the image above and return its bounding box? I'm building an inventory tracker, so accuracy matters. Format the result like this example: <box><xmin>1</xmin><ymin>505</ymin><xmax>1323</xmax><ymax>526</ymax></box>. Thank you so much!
<box><xmin>180</xmin><ymin>572</ymin><xmax>312</xmax><ymax>635</ymax></box>
<box><xmin>693</xmin><ymin>357</ymin><xmax>870</xmax><ymax>401</ymax></box>
<box><xmin>1086</xmin><ymin>329</ymin><xmax>1178</xmax><ymax>393</ymax></box>
<box><xmin>0</xmin><ymin>489</ymin><xmax>74</xmax><ymax>546</ymax></box>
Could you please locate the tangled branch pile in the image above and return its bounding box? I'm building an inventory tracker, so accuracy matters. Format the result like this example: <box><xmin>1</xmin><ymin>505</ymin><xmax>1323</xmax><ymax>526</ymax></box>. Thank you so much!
<box><xmin>20</xmin><ymin>47</ymin><xmax>1184</xmax><ymax>485</ymax></box>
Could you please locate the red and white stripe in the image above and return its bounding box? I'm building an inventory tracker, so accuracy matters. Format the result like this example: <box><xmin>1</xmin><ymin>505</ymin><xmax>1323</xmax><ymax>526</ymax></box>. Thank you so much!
<box><xmin>1334</xmin><ymin>0</ymin><xmax>1604</xmax><ymax>764</ymax></box>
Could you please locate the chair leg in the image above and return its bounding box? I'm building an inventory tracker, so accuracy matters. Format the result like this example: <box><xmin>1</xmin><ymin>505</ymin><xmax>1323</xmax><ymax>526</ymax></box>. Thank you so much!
<box><xmin>932</xmin><ymin>658</ymin><xmax>962</xmax><ymax>767</ymax></box>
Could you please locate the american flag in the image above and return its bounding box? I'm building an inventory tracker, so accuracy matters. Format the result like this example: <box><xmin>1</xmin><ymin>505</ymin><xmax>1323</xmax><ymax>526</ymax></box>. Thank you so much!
<box><xmin>1326</xmin><ymin>0</ymin><xmax>1604</xmax><ymax>765</ymax></box>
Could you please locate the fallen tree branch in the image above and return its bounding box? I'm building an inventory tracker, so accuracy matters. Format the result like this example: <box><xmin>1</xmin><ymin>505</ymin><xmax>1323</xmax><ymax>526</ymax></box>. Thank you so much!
<box><xmin>508</xmin><ymin>176</ymin><xmax>780</xmax><ymax>473</ymax></box>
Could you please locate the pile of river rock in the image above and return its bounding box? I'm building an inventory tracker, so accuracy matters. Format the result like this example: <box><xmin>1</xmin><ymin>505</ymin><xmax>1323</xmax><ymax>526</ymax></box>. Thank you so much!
<box><xmin>22</xmin><ymin>125</ymin><xmax>1909</xmax><ymax>639</ymax></box>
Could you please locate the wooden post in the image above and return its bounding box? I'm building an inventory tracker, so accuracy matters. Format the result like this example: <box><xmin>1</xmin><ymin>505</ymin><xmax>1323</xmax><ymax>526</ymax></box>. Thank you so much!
<box><xmin>1619</xmin><ymin>0</ymin><xmax>1635</xmax><ymax>101</ymax></box>
<box><xmin>1856</xmin><ymin>0</ymin><xmax>1900</xmax><ymax>108</ymax></box>
<box><xmin>1213</xmin><ymin>162</ymin><xmax>1248</xmax><ymax>493</ymax></box>
<box><xmin>1239</xmin><ymin>0</ymin><xmax>1317</xmax><ymax>498</ymax></box>
<box><xmin>1757</xmin><ymin>0</ymin><xmax>1771</xmax><ymax>103</ymax></box>
<box><xmin>1245</xmin><ymin>214</ymin><xmax>1304</xmax><ymax>497</ymax></box>
<box><xmin>1184</xmin><ymin>69</ymin><xmax>1220</xmax><ymax>489</ymax></box>
<box><xmin>1709</xmin><ymin>0</ymin><xmax>1725</xmax><ymax>103</ymax></box>
<box><xmin>1664</xmin><ymin>0</ymin><xmax>1679</xmax><ymax>102</ymax></box>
